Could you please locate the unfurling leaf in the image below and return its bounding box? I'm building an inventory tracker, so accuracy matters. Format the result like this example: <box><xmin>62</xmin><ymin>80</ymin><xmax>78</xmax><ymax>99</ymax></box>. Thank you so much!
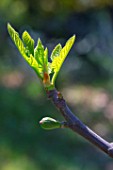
<box><xmin>22</xmin><ymin>31</ymin><xmax>34</xmax><ymax>56</ymax></box>
<box><xmin>7</xmin><ymin>23</ymin><xmax>27</xmax><ymax>60</ymax></box>
<box><xmin>44</xmin><ymin>47</ymin><xmax>48</xmax><ymax>66</ymax></box>
<box><xmin>51</xmin><ymin>44</ymin><xmax>62</xmax><ymax>61</ymax></box>
<box><xmin>34</xmin><ymin>38</ymin><xmax>44</xmax><ymax>65</ymax></box>
<box><xmin>39</xmin><ymin>117</ymin><xmax>61</xmax><ymax>130</ymax></box>
<box><xmin>51</xmin><ymin>35</ymin><xmax>76</xmax><ymax>84</ymax></box>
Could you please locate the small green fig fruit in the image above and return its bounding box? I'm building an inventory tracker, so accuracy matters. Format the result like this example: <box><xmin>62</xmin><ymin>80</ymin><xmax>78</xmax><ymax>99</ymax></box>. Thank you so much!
<box><xmin>39</xmin><ymin>117</ymin><xmax>61</xmax><ymax>130</ymax></box>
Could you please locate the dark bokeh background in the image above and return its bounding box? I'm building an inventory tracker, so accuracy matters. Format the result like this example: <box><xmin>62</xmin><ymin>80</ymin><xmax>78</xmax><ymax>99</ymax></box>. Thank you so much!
<box><xmin>1</xmin><ymin>0</ymin><xmax>113</xmax><ymax>169</ymax></box>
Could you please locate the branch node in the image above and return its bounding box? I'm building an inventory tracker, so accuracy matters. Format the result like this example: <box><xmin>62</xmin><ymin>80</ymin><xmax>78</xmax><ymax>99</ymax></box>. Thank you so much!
<box><xmin>61</xmin><ymin>121</ymin><xmax>69</xmax><ymax>128</ymax></box>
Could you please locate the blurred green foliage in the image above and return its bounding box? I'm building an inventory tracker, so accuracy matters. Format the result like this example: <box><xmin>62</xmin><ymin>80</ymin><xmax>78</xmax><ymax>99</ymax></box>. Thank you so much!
<box><xmin>1</xmin><ymin>0</ymin><xmax>113</xmax><ymax>170</ymax></box>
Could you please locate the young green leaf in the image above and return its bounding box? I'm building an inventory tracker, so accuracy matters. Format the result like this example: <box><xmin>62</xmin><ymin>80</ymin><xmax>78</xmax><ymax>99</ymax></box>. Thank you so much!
<box><xmin>51</xmin><ymin>44</ymin><xmax>62</xmax><ymax>61</ymax></box>
<box><xmin>34</xmin><ymin>38</ymin><xmax>44</xmax><ymax>66</ymax></box>
<box><xmin>29</xmin><ymin>54</ymin><xmax>43</xmax><ymax>79</ymax></box>
<box><xmin>34</xmin><ymin>39</ymin><xmax>50</xmax><ymax>79</ymax></box>
<box><xmin>7</xmin><ymin>23</ymin><xmax>27</xmax><ymax>60</ymax></box>
<box><xmin>51</xmin><ymin>35</ymin><xmax>76</xmax><ymax>84</ymax></box>
<box><xmin>44</xmin><ymin>47</ymin><xmax>48</xmax><ymax>66</ymax></box>
<box><xmin>43</xmin><ymin>47</ymin><xmax>50</xmax><ymax>74</ymax></box>
<box><xmin>7</xmin><ymin>23</ymin><xmax>43</xmax><ymax>79</ymax></box>
<box><xmin>22</xmin><ymin>31</ymin><xmax>34</xmax><ymax>56</ymax></box>
<box><xmin>48</xmin><ymin>62</ymin><xmax>52</xmax><ymax>74</ymax></box>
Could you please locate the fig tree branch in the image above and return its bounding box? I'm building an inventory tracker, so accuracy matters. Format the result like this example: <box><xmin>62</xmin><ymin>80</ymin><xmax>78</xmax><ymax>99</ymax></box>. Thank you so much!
<box><xmin>7</xmin><ymin>23</ymin><xmax>113</xmax><ymax>159</ymax></box>
<box><xmin>47</xmin><ymin>88</ymin><xmax>113</xmax><ymax>158</ymax></box>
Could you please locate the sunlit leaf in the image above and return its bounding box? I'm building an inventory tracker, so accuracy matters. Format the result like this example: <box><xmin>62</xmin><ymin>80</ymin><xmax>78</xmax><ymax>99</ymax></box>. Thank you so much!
<box><xmin>29</xmin><ymin>54</ymin><xmax>43</xmax><ymax>79</ymax></box>
<box><xmin>51</xmin><ymin>35</ymin><xmax>76</xmax><ymax>84</ymax></box>
<box><xmin>7</xmin><ymin>23</ymin><xmax>42</xmax><ymax>79</ymax></box>
<box><xmin>44</xmin><ymin>47</ymin><xmax>48</xmax><ymax>65</ymax></box>
<box><xmin>22</xmin><ymin>31</ymin><xmax>34</xmax><ymax>56</ymax></box>
<box><xmin>34</xmin><ymin>38</ymin><xmax>44</xmax><ymax>65</ymax></box>
<box><xmin>7</xmin><ymin>23</ymin><xmax>27</xmax><ymax>60</ymax></box>
<box><xmin>51</xmin><ymin>44</ymin><xmax>62</xmax><ymax>61</ymax></box>
<box><xmin>34</xmin><ymin>39</ymin><xmax>49</xmax><ymax>76</ymax></box>
<box><xmin>48</xmin><ymin>62</ymin><xmax>52</xmax><ymax>74</ymax></box>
